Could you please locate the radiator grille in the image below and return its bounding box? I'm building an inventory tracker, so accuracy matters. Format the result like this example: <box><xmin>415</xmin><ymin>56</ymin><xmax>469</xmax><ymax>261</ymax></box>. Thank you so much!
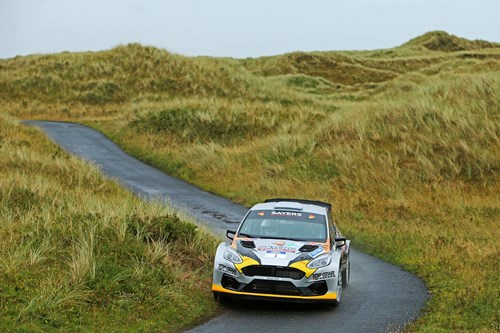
<box><xmin>242</xmin><ymin>279</ymin><xmax>302</xmax><ymax>296</ymax></box>
<box><xmin>242</xmin><ymin>266</ymin><xmax>305</xmax><ymax>280</ymax></box>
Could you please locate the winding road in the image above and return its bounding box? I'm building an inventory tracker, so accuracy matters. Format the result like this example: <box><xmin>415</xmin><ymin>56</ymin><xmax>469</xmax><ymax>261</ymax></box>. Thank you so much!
<box><xmin>26</xmin><ymin>121</ymin><xmax>428</xmax><ymax>333</ymax></box>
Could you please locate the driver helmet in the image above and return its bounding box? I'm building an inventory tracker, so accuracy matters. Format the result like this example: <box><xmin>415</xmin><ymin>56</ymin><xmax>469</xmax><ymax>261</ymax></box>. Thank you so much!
<box><xmin>261</xmin><ymin>220</ymin><xmax>278</xmax><ymax>236</ymax></box>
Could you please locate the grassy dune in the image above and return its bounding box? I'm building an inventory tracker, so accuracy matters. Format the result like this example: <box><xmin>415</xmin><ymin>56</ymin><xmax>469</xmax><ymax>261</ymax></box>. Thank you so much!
<box><xmin>1</xmin><ymin>31</ymin><xmax>499</xmax><ymax>331</ymax></box>
<box><xmin>0</xmin><ymin>114</ymin><xmax>219</xmax><ymax>331</ymax></box>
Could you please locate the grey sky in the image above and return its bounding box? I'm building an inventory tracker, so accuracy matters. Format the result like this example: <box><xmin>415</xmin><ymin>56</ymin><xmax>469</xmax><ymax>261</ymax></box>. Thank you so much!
<box><xmin>1</xmin><ymin>0</ymin><xmax>499</xmax><ymax>59</ymax></box>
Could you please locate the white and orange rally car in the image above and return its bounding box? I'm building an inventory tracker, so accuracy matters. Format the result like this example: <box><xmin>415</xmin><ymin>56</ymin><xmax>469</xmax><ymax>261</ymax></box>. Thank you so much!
<box><xmin>212</xmin><ymin>198</ymin><xmax>350</xmax><ymax>306</ymax></box>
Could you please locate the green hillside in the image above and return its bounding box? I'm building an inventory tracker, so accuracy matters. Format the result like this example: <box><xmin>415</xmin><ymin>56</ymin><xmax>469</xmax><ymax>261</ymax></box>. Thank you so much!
<box><xmin>1</xmin><ymin>31</ymin><xmax>499</xmax><ymax>332</ymax></box>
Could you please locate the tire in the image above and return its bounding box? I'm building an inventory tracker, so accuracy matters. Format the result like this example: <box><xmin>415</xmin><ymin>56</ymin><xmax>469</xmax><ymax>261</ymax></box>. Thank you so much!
<box><xmin>342</xmin><ymin>259</ymin><xmax>350</xmax><ymax>287</ymax></box>
<box><xmin>213</xmin><ymin>292</ymin><xmax>226</xmax><ymax>304</ymax></box>
<box><xmin>332</xmin><ymin>267</ymin><xmax>343</xmax><ymax>307</ymax></box>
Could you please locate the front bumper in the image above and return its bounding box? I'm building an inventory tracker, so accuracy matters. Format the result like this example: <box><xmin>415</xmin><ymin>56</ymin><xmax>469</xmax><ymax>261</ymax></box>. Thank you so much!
<box><xmin>212</xmin><ymin>260</ymin><xmax>340</xmax><ymax>302</ymax></box>
<box><xmin>212</xmin><ymin>283</ymin><xmax>337</xmax><ymax>303</ymax></box>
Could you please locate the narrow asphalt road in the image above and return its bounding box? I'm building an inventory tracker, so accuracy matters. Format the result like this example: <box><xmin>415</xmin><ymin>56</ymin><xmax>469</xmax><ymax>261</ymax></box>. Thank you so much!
<box><xmin>26</xmin><ymin>120</ymin><xmax>428</xmax><ymax>333</ymax></box>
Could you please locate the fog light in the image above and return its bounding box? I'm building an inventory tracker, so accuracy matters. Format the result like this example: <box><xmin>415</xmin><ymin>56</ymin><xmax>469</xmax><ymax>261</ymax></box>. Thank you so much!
<box><xmin>221</xmin><ymin>274</ymin><xmax>240</xmax><ymax>290</ymax></box>
<box><xmin>309</xmin><ymin>281</ymin><xmax>328</xmax><ymax>295</ymax></box>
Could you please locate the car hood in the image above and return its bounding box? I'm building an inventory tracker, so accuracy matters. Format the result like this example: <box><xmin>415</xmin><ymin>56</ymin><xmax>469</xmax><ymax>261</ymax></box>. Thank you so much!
<box><xmin>235</xmin><ymin>238</ymin><xmax>328</xmax><ymax>267</ymax></box>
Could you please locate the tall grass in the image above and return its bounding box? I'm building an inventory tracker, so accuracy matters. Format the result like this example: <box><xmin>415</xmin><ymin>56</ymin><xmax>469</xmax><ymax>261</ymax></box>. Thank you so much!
<box><xmin>1</xmin><ymin>31</ymin><xmax>499</xmax><ymax>332</ymax></box>
<box><xmin>99</xmin><ymin>68</ymin><xmax>500</xmax><ymax>332</ymax></box>
<box><xmin>0</xmin><ymin>114</ymin><xmax>220</xmax><ymax>332</ymax></box>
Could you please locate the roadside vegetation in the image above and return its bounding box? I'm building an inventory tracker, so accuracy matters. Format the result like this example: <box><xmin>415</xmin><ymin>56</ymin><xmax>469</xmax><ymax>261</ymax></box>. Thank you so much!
<box><xmin>0</xmin><ymin>114</ymin><xmax>220</xmax><ymax>332</ymax></box>
<box><xmin>1</xmin><ymin>31</ymin><xmax>499</xmax><ymax>332</ymax></box>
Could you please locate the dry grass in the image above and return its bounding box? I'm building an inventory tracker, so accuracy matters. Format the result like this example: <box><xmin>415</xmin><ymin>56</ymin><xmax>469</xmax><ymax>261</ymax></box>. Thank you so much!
<box><xmin>1</xmin><ymin>30</ymin><xmax>499</xmax><ymax>332</ymax></box>
<box><xmin>0</xmin><ymin>114</ymin><xmax>220</xmax><ymax>331</ymax></box>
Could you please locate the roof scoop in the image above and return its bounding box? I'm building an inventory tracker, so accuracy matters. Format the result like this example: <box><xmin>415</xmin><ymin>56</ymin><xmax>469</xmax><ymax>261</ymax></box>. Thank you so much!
<box><xmin>273</xmin><ymin>201</ymin><xmax>303</xmax><ymax>211</ymax></box>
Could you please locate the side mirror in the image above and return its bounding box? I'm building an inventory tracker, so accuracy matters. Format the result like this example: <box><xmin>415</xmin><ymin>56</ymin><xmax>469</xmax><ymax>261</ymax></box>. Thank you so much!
<box><xmin>334</xmin><ymin>237</ymin><xmax>346</xmax><ymax>249</ymax></box>
<box><xmin>226</xmin><ymin>229</ymin><xmax>236</xmax><ymax>240</ymax></box>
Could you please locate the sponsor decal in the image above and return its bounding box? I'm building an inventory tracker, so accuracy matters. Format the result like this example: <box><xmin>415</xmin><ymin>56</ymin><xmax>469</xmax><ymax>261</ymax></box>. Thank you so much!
<box><xmin>265</xmin><ymin>251</ymin><xmax>287</xmax><ymax>258</ymax></box>
<box><xmin>257</xmin><ymin>245</ymin><xmax>296</xmax><ymax>253</ymax></box>
<box><xmin>309</xmin><ymin>247</ymin><xmax>324</xmax><ymax>258</ymax></box>
<box><xmin>271</xmin><ymin>211</ymin><xmax>303</xmax><ymax>217</ymax></box>
<box><xmin>261</xmin><ymin>276</ymin><xmax>287</xmax><ymax>281</ymax></box>
<box><xmin>273</xmin><ymin>241</ymin><xmax>285</xmax><ymax>246</ymax></box>
<box><xmin>289</xmin><ymin>260</ymin><xmax>318</xmax><ymax>278</ymax></box>
<box><xmin>218</xmin><ymin>263</ymin><xmax>237</xmax><ymax>276</ymax></box>
<box><xmin>311</xmin><ymin>271</ymin><xmax>336</xmax><ymax>281</ymax></box>
<box><xmin>234</xmin><ymin>256</ymin><xmax>260</xmax><ymax>273</ymax></box>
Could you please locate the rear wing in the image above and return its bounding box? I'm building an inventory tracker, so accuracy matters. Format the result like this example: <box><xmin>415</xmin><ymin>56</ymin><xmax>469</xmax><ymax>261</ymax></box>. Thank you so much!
<box><xmin>264</xmin><ymin>198</ymin><xmax>332</xmax><ymax>211</ymax></box>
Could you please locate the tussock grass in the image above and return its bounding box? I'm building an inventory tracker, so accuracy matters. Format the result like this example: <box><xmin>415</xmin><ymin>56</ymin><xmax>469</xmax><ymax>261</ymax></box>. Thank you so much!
<box><xmin>1</xmin><ymin>31</ymin><xmax>499</xmax><ymax>332</ymax></box>
<box><xmin>0</xmin><ymin>114</ymin><xmax>220</xmax><ymax>332</ymax></box>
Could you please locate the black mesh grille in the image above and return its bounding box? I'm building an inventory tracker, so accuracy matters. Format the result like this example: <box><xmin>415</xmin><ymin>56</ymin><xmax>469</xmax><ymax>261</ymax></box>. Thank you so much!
<box><xmin>242</xmin><ymin>279</ymin><xmax>303</xmax><ymax>296</ymax></box>
<box><xmin>242</xmin><ymin>266</ymin><xmax>305</xmax><ymax>280</ymax></box>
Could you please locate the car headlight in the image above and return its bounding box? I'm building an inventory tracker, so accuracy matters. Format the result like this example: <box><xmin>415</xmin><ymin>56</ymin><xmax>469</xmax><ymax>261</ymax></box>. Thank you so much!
<box><xmin>223</xmin><ymin>247</ymin><xmax>243</xmax><ymax>264</ymax></box>
<box><xmin>307</xmin><ymin>253</ymin><xmax>331</xmax><ymax>268</ymax></box>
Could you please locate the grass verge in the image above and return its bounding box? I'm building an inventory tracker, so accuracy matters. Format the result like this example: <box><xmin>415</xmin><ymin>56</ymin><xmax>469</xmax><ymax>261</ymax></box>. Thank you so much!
<box><xmin>0</xmin><ymin>114</ymin><xmax>221</xmax><ymax>332</ymax></box>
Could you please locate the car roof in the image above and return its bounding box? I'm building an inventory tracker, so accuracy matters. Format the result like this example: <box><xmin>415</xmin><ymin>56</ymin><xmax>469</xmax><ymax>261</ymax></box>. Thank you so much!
<box><xmin>250</xmin><ymin>200</ymin><xmax>328</xmax><ymax>216</ymax></box>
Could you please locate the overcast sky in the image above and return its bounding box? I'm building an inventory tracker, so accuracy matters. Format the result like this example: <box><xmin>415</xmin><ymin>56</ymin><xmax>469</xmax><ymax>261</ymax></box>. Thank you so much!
<box><xmin>1</xmin><ymin>0</ymin><xmax>499</xmax><ymax>59</ymax></box>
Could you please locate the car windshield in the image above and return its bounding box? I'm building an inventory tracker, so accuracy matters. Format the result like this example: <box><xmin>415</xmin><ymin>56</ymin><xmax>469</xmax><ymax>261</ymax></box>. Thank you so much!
<box><xmin>238</xmin><ymin>210</ymin><xmax>327</xmax><ymax>242</ymax></box>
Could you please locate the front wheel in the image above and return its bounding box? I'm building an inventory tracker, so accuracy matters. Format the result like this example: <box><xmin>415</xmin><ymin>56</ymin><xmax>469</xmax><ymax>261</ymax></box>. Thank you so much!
<box><xmin>332</xmin><ymin>268</ymin><xmax>343</xmax><ymax>307</ymax></box>
<box><xmin>342</xmin><ymin>259</ymin><xmax>350</xmax><ymax>287</ymax></box>
<box><xmin>213</xmin><ymin>292</ymin><xmax>227</xmax><ymax>304</ymax></box>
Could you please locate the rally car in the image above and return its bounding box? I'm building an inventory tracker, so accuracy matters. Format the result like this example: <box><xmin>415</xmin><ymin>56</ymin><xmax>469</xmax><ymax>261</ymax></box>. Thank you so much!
<box><xmin>212</xmin><ymin>198</ymin><xmax>350</xmax><ymax>305</ymax></box>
